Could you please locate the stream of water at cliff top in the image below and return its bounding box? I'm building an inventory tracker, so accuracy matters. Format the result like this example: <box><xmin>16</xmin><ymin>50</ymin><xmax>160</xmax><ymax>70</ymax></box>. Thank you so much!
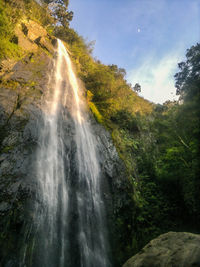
<box><xmin>33</xmin><ymin>39</ymin><xmax>111</xmax><ymax>267</ymax></box>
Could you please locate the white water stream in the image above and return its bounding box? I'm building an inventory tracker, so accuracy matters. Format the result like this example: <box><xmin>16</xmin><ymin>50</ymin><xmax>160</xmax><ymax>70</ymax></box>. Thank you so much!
<box><xmin>35</xmin><ymin>39</ymin><xmax>110</xmax><ymax>267</ymax></box>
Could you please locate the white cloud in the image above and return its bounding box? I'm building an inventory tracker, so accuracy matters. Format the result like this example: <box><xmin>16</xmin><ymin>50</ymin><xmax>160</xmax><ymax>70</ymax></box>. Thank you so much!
<box><xmin>127</xmin><ymin>50</ymin><xmax>183</xmax><ymax>104</ymax></box>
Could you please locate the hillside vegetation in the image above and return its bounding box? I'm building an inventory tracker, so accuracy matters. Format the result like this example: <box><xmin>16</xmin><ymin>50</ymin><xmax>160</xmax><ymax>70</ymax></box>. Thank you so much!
<box><xmin>54</xmin><ymin>7</ymin><xmax>200</xmax><ymax>261</ymax></box>
<box><xmin>0</xmin><ymin>0</ymin><xmax>199</xmax><ymax>265</ymax></box>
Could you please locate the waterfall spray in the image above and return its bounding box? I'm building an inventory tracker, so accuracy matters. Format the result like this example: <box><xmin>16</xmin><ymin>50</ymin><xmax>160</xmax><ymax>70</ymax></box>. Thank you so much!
<box><xmin>33</xmin><ymin>39</ymin><xmax>111</xmax><ymax>267</ymax></box>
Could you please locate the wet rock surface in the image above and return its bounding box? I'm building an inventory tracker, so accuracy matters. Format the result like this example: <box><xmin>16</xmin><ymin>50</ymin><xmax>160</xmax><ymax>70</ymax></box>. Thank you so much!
<box><xmin>0</xmin><ymin>20</ymin><xmax>133</xmax><ymax>266</ymax></box>
<box><xmin>0</xmin><ymin>30</ymin><xmax>51</xmax><ymax>265</ymax></box>
<box><xmin>123</xmin><ymin>232</ymin><xmax>200</xmax><ymax>267</ymax></box>
<box><xmin>91</xmin><ymin>118</ymin><xmax>134</xmax><ymax>266</ymax></box>
<box><xmin>0</xmin><ymin>79</ymin><xmax>132</xmax><ymax>267</ymax></box>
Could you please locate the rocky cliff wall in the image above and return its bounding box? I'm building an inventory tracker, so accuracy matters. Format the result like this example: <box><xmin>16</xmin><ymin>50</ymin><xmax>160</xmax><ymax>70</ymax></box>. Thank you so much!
<box><xmin>0</xmin><ymin>20</ymin><xmax>133</xmax><ymax>267</ymax></box>
<box><xmin>0</xmin><ymin>23</ymin><xmax>52</xmax><ymax>264</ymax></box>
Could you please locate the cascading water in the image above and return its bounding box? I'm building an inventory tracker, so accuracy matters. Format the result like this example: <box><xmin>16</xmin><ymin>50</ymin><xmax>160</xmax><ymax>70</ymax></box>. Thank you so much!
<box><xmin>33</xmin><ymin>39</ymin><xmax>111</xmax><ymax>267</ymax></box>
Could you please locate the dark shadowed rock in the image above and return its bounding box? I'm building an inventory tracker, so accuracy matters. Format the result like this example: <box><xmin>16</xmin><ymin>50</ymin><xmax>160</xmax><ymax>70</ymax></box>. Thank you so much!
<box><xmin>123</xmin><ymin>232</ymin><xmax>200</xmax><ymax>267</ymax></box>
<box><xmin>34</xmin><ymin>36</ymin><xmax>54</xmax><ymax>53</ymax></box>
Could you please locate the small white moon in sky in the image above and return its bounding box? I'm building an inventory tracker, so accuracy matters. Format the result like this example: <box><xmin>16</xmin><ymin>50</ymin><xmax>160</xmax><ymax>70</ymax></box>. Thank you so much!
<box><xmin>137</xmin><ymin>28</ymin><xmax>141</xmax><ymax>33</ymax></box>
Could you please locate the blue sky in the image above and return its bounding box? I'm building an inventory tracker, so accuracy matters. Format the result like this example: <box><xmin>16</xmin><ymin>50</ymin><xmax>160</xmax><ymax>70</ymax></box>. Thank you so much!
<box><xmin>69</xmin><ymin>0</ymin><xmax>200</xmax><ymax>103</ymax></box>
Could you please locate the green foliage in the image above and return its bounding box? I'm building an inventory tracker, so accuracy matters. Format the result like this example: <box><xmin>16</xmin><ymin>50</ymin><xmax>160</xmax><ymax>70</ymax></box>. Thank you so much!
<box><xmin>133</xmin><ymin>91</ymin><xmax>200</xmax><ymax>251</ymax></box>
<box><xmin>105</xmin><ymin>44</ymin><xmax>200</xmax><ymax>258</ymax></box>
<box><xmin>0</xmin><ymin>39</ymin><xmax>21</xmax><ymax>60</ymax></box>
<box><xmin>26</xmin><ymin>1</ymin><xmax>54</xmax><ymax>27</ymax></box>
<box><xmin>153</xmin><ymin>102</ymin><xmax>200</xmax><ymax>216</ymax></box>
<box><xmin>175</xmin><ymin>43</ymin><xmax>200</xmax><ymax>102</ymax></box>
<box><xmin>0</xmin><ymin>2</ymin><xmax>12</xmax><ymax>38</ymax></box>
<box><xmin>0</xmin><ymin>0</ymin><xmax>55</xmax><ymax>60</ymax></box>
<box><xmin>87</xmin><ymin>96</ymin><xmax>104</xmax><ymax>124</ymax></box>
<box><xmin>83</xmin><ymin>64</ymin><xmax>116</xmax><ymax>102</ymax></box>
<box><xmin>1</xmin><ymin>2</ymin><xmax>199</xmax><ymax>264</ymax></box>
<box><xmin>0</xmin><ymin>1</ymin><xmax>21</xmax><ymax>59</ymax></box>
<box><xmin>133</xmin><ymin>175</ymin><xmax>174</xmax><ymax>247</ymax></box>
<box><xmin>54</xmin><ymin>26</ymin><xmax>79</xmax><ymax>44</ymax></box>
<box><xmin>111</xmin><ymin>110</ymin><xmax>139</xmax><ymax>132</ymax></box>
<box><xmin>2</xmin><ymin>0</ymin><xmax>53</xmax><ymax>27</ymax></box>
<box><xmin>43</xmin><ymin>0</ymin><xmax>73</xmax><ymax>27</ymax></box>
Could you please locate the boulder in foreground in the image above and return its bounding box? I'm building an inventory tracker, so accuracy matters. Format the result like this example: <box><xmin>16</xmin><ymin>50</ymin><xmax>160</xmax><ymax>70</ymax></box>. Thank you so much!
<box><xmin>123</xmin><ymin>232</ymin><xmax>200</xmax><ymax>267</ymax></box>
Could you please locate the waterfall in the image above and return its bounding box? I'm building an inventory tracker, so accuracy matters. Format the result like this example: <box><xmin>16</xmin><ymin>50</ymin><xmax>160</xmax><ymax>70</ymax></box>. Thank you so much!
<box><xmin>33</xmin><ymin>39</ymin><xmax>111</xmax><ymax>267</ymax></box>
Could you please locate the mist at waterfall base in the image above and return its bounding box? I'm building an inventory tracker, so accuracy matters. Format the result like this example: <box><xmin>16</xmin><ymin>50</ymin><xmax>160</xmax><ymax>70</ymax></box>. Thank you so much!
<box><xmin>27</xmin><ymin>39</ymin><xmax>111</xmax><ymax>267</ymax></box>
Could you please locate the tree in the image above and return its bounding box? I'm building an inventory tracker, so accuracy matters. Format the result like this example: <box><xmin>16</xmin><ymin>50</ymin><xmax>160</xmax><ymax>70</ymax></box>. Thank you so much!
<box><xmin>174</xmin><ymin>43</ymin><xmax>200</xmax><ymax>101</ymax></box>
<box><xmin>133</xmin><ymin>83</ymin><xmax>141</xmax><ymax>93</ymax></box>
<box><xmin>108</xmin><ymin>64</ymin><xmax>126</xmax><ymax>79</ymax></box>
<box><xmin>44</xmin><ymin>0</ymin><xmax>73</xmax><ymax>27</ymax></box>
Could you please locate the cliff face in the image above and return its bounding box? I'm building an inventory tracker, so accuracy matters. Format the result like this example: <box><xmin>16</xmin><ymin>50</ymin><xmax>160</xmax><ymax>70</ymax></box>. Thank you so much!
<box><xmin>0</xmin><ymin>20</ymin><xmax>52</xmax><ymax>265</ymax></box>
<box><xmin>0</xmin><ymin>19</ymin><xmax>133</xmax><ymax>267</ymax></box>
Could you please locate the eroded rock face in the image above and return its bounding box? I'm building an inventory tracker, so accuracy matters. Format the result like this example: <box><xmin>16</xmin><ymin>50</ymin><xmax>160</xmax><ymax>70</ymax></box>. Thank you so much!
<box><xmin>0</xmin><ymin>76</ymin><xmax>132</xmax><ymax>266</ymax></box>
<box><xmin>123</xmin><ymin>232</ymin><xmax>200</xmax><ymax>267</ymax></box>
<box><xmin>0</xmin><ymin>31</ymin><xmax>53</xmax><ymax>265</ymax></box>
<box><xmin>23</xmin><ymin>20</ymin><xmax>47</xmax><ymax>41</ymax></box>
<box><xmin>91</xmin><ymin>119</ymin><xmax>134</xmax><ymax>266</ymax></box>
<box><xmin>14</xmin><ymin>20</ymin><xmax>54</xmax><ymax>52</ymax></box>
<box><xmin>0</xmin><ymin>23</ymin><xmax>133</xmax><ymax>266</ymax></box>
